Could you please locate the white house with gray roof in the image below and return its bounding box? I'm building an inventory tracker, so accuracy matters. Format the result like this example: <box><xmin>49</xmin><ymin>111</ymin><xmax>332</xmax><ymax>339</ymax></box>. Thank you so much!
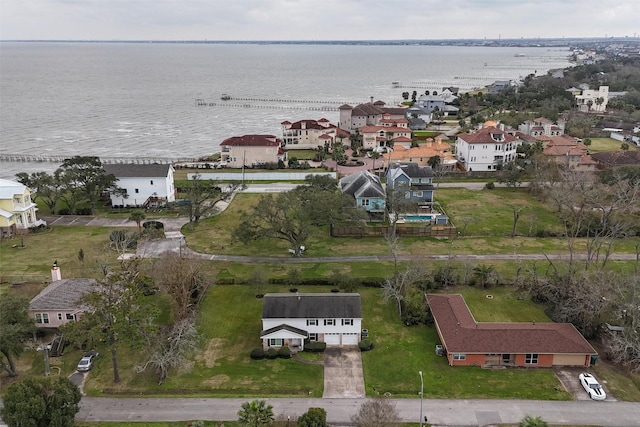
<box><xmin>260</xmin><ymin>293</ymin><xmax>362</xmax><ymax>351</ymax></box>
<box><xmin>103</xmin><ymin>163</ymin><xmax>175</xmax><ymax>208</ymax></box>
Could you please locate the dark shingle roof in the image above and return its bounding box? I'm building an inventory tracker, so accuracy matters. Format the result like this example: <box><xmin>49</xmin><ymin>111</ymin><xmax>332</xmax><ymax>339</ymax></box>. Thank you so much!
<box><xmin>29</xmin><ymin>278</ymin><xmax>97</xmax><ymax>311</ymax></box>
<box><xmin>427</xmin><ymin>294</ymin><xmax>596</xmax><ymax>355</ymax></box>
<box><xmin>103</xmin><ymin>164</ymin><xmax>172</xmax><ymax>178</ymax></box>
<box><xmin>262</xmin><ymin>293</ymin><xmax>361</xmax><ymax>319</ymax></box>
<box><xmin>340</xmin><ymin>171</ymin><xmax>385</xmax><ymax>199</ymax></box>
<box><xmin>260</xmin><ymin>324</ymin><xmax>308</xmax><ymax>338</ymax></box>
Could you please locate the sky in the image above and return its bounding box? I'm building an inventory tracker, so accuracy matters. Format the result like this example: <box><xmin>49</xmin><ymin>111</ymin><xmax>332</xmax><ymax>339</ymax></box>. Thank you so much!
<box><xmin>1</xmin><ymin>0</ymin><xmax>639</xmax><ymax>41</ymax></box>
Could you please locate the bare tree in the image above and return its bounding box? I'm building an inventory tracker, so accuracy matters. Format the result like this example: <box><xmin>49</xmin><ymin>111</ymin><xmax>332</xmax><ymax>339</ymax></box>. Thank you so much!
<box><xmin>184</xmin><ymin>174</ymin><xmax>243</xmax><ymax>227</ymax></box>
<box><xmin>152</xmin><ymin>254</ymin><xmax>210</xmax><ymax>321</ymax></box>
<box><xmin>351</xmin><ymin>399</ymin><xmax>400</xmax><ymax>427</ymax></box>
<box><xmin>510</xmin><ymin>205</ymin><xmax>524</xmax><ymax>238</ymax></box>
<box><xmin>135</xmin><ymin>315</ymin><xmax>200</xmax><ymax>384</ymax></box>
<box><xmin>382</xmin><ymin>262</ymin><xmax>426</xmax><ymax>318</ymax></box>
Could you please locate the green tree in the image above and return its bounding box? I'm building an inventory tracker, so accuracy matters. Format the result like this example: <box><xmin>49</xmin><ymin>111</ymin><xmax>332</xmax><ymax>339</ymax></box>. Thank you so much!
<box><xmin>128</xmin><ymin>210</ymin><xmax>146</xmax><ymax>232</ymax></box>
<box><xmin>182</xmin><ymin>173</ymin><xmax>244</xmax><ymax>226</ymax></box>
<box><xmin>62</xmin><ymin>259</ymin><xmax>158</xmax><ymax>382</ymax></box>
<box><xmin>0</xmin><ymin>294</ymin><xmax>36</xmax><ymax>377</ymax></box>
<box><xmin>519</xmin><ymin>415</ymin><xmax>548</xmax><ymax>427</ymax></box>
<box><xmin>297</xmin><ymin>407</ymin><xmax>327</xmax><ymax>427</ymax></box>
<box><xmin>15</xmin><ymin>170</ymin><xmax>65</xmax><ymax>214</ymax></box>
<box><xmin>473</xmin><ymin>264</ymin><xmax>496</xmax><ymax>288</ymax></box>
<box><xmin>237</xmin><ymin>400</ymin><xmax>274</xmax><ymax>427</ymax></box>
<box><xmin>0</xmin><ymin>376</ymin><xmax>81</xmax><ymax>427</ymax></box>
<box><xmin>58</xmin><ymin>156</ymin><xmax>119</xmax><ymax>214</ymax></box>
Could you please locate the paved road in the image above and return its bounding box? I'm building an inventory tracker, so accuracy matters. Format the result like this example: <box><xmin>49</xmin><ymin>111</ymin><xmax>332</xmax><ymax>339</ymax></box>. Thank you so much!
<box><xmin>75</xmin><ymin>397</ymin><xmax>640</xmax><ymax>425</ymax></box>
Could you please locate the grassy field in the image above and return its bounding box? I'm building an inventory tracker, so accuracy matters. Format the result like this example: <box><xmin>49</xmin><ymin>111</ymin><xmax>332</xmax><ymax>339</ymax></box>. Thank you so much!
<box><xmin>588</xmin><ymin>137</ymin><xmax>639</xmax><ymax>153</ymax></box>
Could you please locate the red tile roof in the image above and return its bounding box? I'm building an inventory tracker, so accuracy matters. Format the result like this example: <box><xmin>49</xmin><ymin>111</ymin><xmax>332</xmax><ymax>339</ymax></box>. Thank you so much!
<box><xmin>427</xmin><ymin>294</ymin><xmax>596</xmax><ymax>355</ymax></box>
<box><xmin>220</xmin><ymin>135</ymin><xmax>280</xmax><ymax>147</ymax></box>
<box><xmin>457</xmin><ymin>126</ymin><xmax>517</xmax><ymax>144</ymax></box>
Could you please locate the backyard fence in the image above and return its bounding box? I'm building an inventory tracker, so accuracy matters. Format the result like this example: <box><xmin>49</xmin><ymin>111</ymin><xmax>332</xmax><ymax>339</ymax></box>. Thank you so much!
<box><xmin>331</xmin><ymin>224</ymin><xmax>457</xmax><ymax>238</ymax></box>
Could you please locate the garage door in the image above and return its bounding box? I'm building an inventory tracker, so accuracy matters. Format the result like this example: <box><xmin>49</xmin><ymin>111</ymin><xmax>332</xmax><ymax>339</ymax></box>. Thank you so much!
<box><xmin>325</xmin><ymin>333</ymin><xmax>340</xmax><ymax>346</ymax></box>
<box><xmin>342</xmin><ymin>333</ymin><xmax>359</xmax><ymax>345</ymax></box>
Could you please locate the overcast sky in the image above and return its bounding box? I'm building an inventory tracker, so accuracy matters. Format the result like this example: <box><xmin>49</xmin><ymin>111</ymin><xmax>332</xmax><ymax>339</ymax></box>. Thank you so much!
<box><xmin>1</xmin><ymin>0</ymin><xmax>638</xmax><ymax>41</ymax></box>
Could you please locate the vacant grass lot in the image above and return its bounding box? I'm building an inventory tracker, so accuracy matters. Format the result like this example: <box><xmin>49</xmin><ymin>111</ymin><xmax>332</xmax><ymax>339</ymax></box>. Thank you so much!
<box><xmin>588</xmin><ymin>137</ymin><xmax>639</xmax><ymax>153</ymax></box>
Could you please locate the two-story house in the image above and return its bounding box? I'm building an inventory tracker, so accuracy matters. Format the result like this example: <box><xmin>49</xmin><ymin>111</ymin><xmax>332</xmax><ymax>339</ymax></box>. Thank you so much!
<box><xmin>455</xmin><ymin>126</ymin><xmax>520</xmax><ymax>172</ymax></box>
<box><xmin>103</xmin><ymin>164</ymin><xmax>176</xmax><ymax>208</ymax></box>
<box><xmin>0</xmin><ymin>178</ymin><xmax>45</xmax><ymax>238</ymax></box>
<box><xmin>359</xmin><ymin>124</ymin><xmax>412</xmax><ymax>151</ymax></box>
<box><xmin>220</xmin><ymin>134</ymin><xmax>287</xmax><ymax>168</ymax></box>
<box><xmin>338</xmin><ymin>99</ymin><xmax>407</xmax><ymax>132</ymax></box>
<box><xmin>280</xmin><ymin>118</ymin><xmax>338</xmax><ymax>149</ymax></box>
<box><xmin>386</xmin><ymin>162</ymin><xmax>434</xmax><ymax>207</ymax></box>
<box><xmin>260</xmin><ymin>293</ymin><xmax>362</xmax><ymax>351</ymax></box>
<box><xmin>575</xmin><ymin>86</ymin><xmax>609</xmax><ymax>113</ymax></box>
<box><xmin>339</xmin><ymin>171</ymin><xmax>386</xmax><ymax>221</ymax></box>
<box><xmin>518</xmin><ymin>117</ymin><xmax>566</xmax><ymax>137</ymax></box>
<box><xmin>541</xmin><ymin>135</ymin><xmax>598</xmax><ymax>171</ymax></box>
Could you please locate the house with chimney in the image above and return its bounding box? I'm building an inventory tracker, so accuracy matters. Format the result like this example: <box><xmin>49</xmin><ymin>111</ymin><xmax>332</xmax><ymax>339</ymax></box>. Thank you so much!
<box><xmin>455</xmin><ymin>125</ymin><xmax>520</xmax><ymax>172</ymax></box>
<box><xmin>339</xmin><ymin>99</ymin><xmax>407</xmax><ymax>132</ymax></box>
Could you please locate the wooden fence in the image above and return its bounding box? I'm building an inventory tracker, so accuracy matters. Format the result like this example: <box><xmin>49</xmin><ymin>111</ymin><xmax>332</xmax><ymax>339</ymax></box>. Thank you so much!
<box><xmin>331</xmin><ymin>224</ymin><xmax>457</xmax><ymax>238</ymax></box>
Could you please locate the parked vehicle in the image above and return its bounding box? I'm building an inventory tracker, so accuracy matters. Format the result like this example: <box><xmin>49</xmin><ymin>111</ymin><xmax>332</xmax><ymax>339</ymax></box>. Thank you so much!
<box><xmin>77</xmin><ymin>351</ymin><xmax>99</xmax><ymax>372</ymax></box>
<box><xmin>579</xmin><ymin>372</ymin><xmax>606</xmax><ymax>400</ymax></box>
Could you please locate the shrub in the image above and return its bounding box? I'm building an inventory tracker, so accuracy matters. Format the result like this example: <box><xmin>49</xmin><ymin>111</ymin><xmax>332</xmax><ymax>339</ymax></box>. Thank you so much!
<box><xmin>359</xmin><ymin>339</ymin><xmax>374</xmax><ymax>351</ymax></box>
<box><xmin>331</xmin><ymin>288</ymin><xmax>340</xmax><ymax>293</ymax></box>
<box><xmin>250</xmin><ymin>347</ymin><xmax>265</xmax><ymax>360</ymax></box>
<box><xmin>304</xmin><ymin>341</ymin><xmax>326</xmax><ymax>353</ymax></box>
<box><xmin>265</xmin><ymin>347</ymin><xmax>279</xmax><ymax>359</ymax></box>
<box><xmin>485</xmin><ymin>181</ymin><xmax>495</xmax><ymax>189</ymax></box>
<box><xmin>278</xmin><ymin>346</ymin><xmax>292</xmax><ymax>359</ymax></box>
<box><xmin>297</xmin><ymin>407</ymin><xmax>327</xmax><ymax>427</ymax></box>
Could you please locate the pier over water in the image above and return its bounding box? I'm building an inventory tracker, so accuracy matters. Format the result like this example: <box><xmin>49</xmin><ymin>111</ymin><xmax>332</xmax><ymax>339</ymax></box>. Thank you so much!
<box><xmin>0</xmin><ymin>154</ymin><xmax>198</xmax><ymax>165</ymax></box>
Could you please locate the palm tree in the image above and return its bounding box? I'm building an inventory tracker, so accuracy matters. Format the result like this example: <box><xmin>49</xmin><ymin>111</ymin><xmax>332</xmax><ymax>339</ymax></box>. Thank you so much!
<box><xmin>472</xmin><ymin>264</ymin><xmax>495</xmax><ymax>288</ymax></box>
<box><xmin>371</xmin><ymin>151</ymin><xmax>381</xmax><ymax>176</ymax></box>
<box><xmin>128</xmin><ymin>210</ymin><xmax>146</xmax><ymax>232</ymax></box>
<box><xmin>238</xmin><ymin>400</ymin><xmax>274</xmax><ymax>427</ymax></box>
<box><xmin>519</xmin><ymin>415</ymin><xmax>548</xmax><ymax>427</ymax></box>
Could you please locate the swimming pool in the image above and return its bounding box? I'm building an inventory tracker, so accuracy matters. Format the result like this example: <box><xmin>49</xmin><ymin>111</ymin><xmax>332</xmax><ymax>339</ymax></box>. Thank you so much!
<box><xmin>400</xmin><ymin>215</ymin><xmax>434</xmax><ymax>222</ymax></box>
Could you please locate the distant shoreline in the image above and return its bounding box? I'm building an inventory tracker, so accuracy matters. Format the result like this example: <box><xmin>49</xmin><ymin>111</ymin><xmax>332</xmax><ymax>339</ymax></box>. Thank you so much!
<box><xmin>1</xmin><ymin>37</ymin><xmax>638</xmax><ymax>48</ymax></box>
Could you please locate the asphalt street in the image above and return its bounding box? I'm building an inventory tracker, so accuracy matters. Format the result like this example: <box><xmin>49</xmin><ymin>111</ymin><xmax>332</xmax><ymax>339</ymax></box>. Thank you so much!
<box><xmin>76</xmin><ymin>397</ymin><xmax>640</xmax><ymax>425</ymax></box>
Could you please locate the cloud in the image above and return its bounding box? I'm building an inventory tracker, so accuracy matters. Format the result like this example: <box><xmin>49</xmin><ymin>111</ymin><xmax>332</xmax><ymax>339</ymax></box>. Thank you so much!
<box><xmin>1</xmin><ymin>0</ymin><xmax>638</xmax><ymax>40</ymax></box>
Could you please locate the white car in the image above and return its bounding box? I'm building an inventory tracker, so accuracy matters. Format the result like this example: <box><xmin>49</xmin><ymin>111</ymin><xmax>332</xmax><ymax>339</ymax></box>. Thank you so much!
<box><xmin>579</xmin><ymin>373</ymin><xmax>606</xmax><ymax>400</ymax></box>
<box><xmin>77</xmin><ymin>351</ymin><xmax>99</xmax><ymax>372</ymax></box>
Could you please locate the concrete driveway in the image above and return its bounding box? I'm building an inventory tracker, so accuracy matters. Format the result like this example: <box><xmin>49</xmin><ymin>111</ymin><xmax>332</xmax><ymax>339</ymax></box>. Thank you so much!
<box><xmin>322</xmin><ymin>347</ymin><xmax>365</xmax><ymax>398</ymax></box>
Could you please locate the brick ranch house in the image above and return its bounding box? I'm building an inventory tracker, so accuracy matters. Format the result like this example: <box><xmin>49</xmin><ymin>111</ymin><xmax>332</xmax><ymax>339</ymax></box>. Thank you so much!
<box><xmin>260</xmin><ymin>293</ymin><xmax>362</xmax><ymax>352</ymax></box>
<box><xmin>427</xmin><ymin>294</ymin><xmax>597</xmax><ymax>368</ymax></box>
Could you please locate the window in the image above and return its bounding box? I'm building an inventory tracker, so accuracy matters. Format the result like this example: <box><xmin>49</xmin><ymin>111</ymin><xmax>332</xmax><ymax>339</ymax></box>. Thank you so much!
<box><xmin>66</xmin><ymin>313</ymin><xmax>75</xmax><ymax>320</ymax></box>
<box><xmin>453</xmin><ymin>353</ymin><xmax>466</xmax><ymax>360</ymax></box>
<box><xmin>414</xmin><ymin>191</ymin><xmax>423</xmax><ymax>197</ymax></box>
<box><xmin>324</xmin><ymin>319</ymin><xmax>335</xmax><ymax>326</ymax></box>
<box><xmin>307</xmin><ymin>319</ymin><xmax>318</xmax><ymax>326</ymax></box>
<box><xmin>309</xmin><ymin>333</ymin><xmax>318</xmax><ymax>341</ymax></box>
<box><xmin>268</xmin><ymin>338</ymin><xmax>284</xmax><ymax>347</ymax></box>
<box><xmin>35</xmin><ymin>313</ymin><xmax>49</xmax><ymax>324</ymax></box>
<box><xmin>135</xmin><ymin>189</ymin><xmax>139</xmax><ymax>194</ymax></box>
<box><xmin>525</xmin><ymin>353</ymin><xmax>539</xmax><ymax>364</ymax></box>
<box><xmin>150</xmin><ymin>180</ymin><xmax>154</xmax><ymax>185</ymax></box>
<box><xmin>342</xmin><ymin>319</ymin><xmax>353</xmax><ymax>326</ymax></box>
<box><xmin>57</xmin><ymin>313</ymin><xmax>63</xmax><ymax>320</ymax></box>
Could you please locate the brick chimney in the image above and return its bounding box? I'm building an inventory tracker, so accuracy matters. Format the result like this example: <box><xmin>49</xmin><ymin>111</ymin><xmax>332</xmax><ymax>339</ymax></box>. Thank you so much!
<box><xmin>51</xmin><ymin>261</ymin><xmax>61</xmax><ymax>282</ymax></box>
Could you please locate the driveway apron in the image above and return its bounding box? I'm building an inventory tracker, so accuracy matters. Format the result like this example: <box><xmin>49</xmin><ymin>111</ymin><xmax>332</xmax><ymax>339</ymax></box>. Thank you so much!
<box><xmin>322</xmin><ymin>347</ymin><xmax>365</xmax><ymax>398</ymax></box>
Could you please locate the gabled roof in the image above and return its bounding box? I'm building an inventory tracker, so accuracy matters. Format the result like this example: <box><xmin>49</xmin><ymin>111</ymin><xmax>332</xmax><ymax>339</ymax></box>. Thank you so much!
<box><xmin>340</xmin><ymin>171</ymin><xmax>385</xmax><ymax>199</ymax></box>
<box><xmin>29</xmin><ymin>278</ymin><xmax>97</xmax><ymax>311</ymax></box>
<box><xmin>220</xmin><ymin>135</ymin><xmax>280</xmax><ymax>147</ymax></box>
<box><xmin>457</xmin><ymin>126</ymin><xmax>517</xmax><ymax>144</ymax></box>
<box><xmin>262</xmin><ymin>293</ymin><xmax>362</xmax><ymax>319</ymax></box>
<box><xmin>388</xmin><ymin>162</ymin><xmax>434</xmax><ymax>179</ymax></box>
<box><xmin>286</xmin><ymin>119</ymin><xmax>336</xmax><ymax>131</ymax></box>
<box><xmin>103</xmin><ymin>163</ymin><xmax>173</xmax><ymax>178</ymax></box>
<box><xmin>0</xmin><ymin>178</ymin><xmax>29</xmax><ymax>199</ymax></box>
<box><xmin>427</xmin><ymin>294</ymin><xmax>597</xmax><ymax>355</ymax></box>
<box><xmin>359</xmin><ymin>125</ymin><xmax>409</xmax><ymax>133</ymax></box>
<box><xmin>260</xmin><ymin>323</ymin><xmax>308</xmax><ymax>338</ymax></box>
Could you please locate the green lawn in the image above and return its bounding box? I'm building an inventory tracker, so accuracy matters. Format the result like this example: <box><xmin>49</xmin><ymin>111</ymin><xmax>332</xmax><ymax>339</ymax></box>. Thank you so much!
<box><xmin>361</xmin><ymin>286</ymin><xmax>570</xmax><ymax>400</ymax></box>
<box><xmin>587</xmin><ymin>137</ymin><xmax>639</xmax><ymax>153</ymax></box>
